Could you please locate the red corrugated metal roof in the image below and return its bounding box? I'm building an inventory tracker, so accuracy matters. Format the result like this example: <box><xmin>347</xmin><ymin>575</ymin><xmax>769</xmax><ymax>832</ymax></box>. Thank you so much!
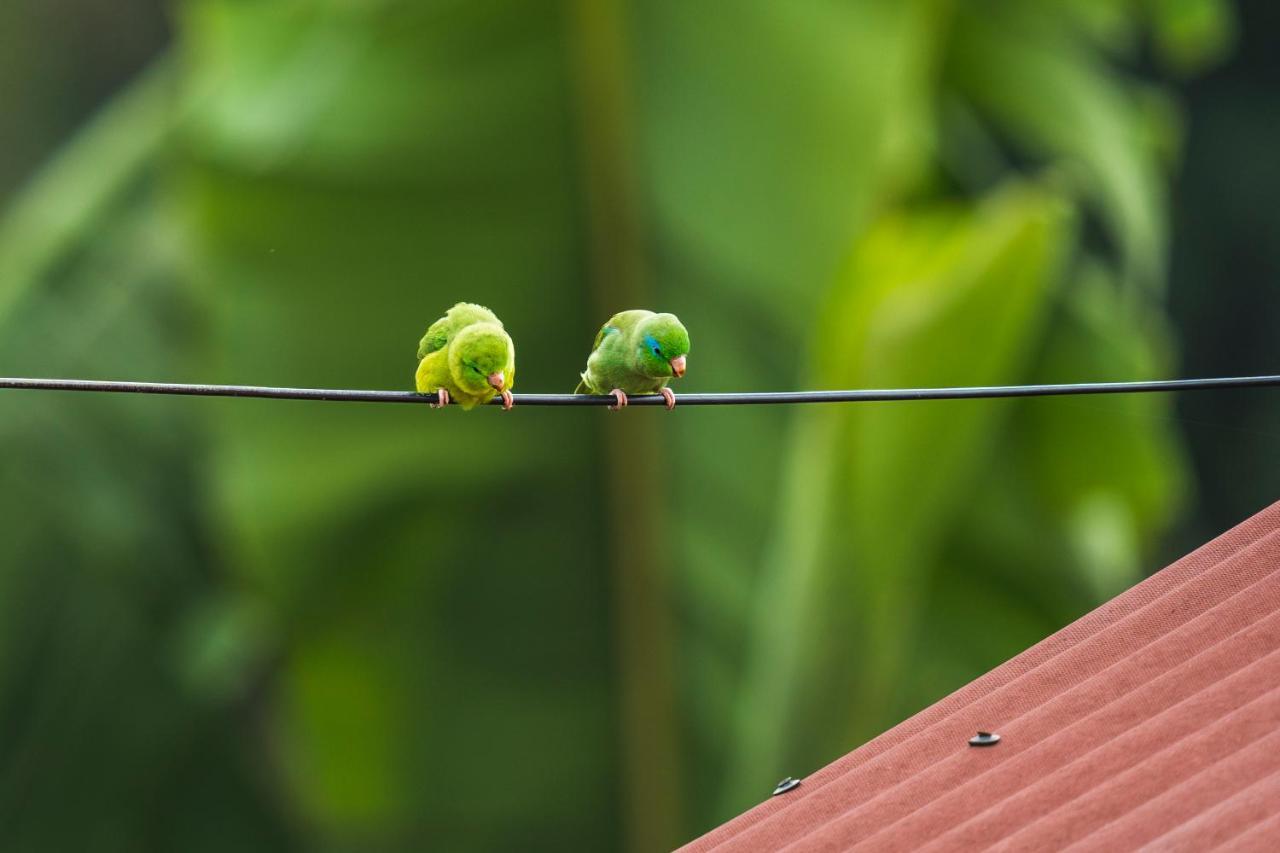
<box><xmin>683</xmin><ymin>500</ymin><xmax>1280</xmax><ymax>852</ymax></box>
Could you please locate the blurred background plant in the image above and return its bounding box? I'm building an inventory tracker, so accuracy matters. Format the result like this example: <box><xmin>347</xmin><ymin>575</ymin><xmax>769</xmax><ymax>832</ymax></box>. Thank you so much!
<box><xmin>0</xmin><ymin>0</ymin><xmax>1275</xmax><ymax>850</ymax></box>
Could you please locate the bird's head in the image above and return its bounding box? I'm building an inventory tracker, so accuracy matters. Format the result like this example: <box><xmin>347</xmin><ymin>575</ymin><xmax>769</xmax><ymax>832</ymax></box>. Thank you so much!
<box><xmin>449</xmin><ymin>323</ymin><xmax>514</xmax><ymax>396</ymax></box>
<box><xmin>636</xmin><ymin>313</ymin><xmax>690</xmax><ymax>380</ymax></box>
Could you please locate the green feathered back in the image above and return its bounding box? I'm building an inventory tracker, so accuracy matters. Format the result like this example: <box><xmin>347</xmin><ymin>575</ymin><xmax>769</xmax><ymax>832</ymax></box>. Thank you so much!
<box><xmin>575</xmin><ymin>309</ymin><xmax>689</xmax><ymax>394</ymax></box>
<box><xmin>416</xmin><ymin>302</ymin><xmax>502</xmax><ymax>360</ymax></box>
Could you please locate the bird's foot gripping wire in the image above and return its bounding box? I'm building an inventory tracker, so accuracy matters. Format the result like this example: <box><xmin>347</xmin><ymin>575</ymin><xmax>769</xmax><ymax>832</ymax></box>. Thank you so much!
<box><xmin>609</xmin><ymin>389</ymin><xmax>628</xmax><ymax>411</ymax></box>
<box><xmin>431</xmin><ymin>388</ymin><xmax>450</xmax><ymax>409</ymax></box>
<box><xmin>499</xmin><ymin>389</ymin><xmax>513</xmax><ymax>411</ymax></box>
<box><xmin>660</xmin><ymin>387</ymin><xmax>676</xmax><ymax>411</ymax></box>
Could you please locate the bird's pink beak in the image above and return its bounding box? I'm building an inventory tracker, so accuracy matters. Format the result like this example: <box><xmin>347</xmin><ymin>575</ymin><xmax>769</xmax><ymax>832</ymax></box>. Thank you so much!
<box><xmin>669</xmin><ymin>355</ymin><xmax>686</xmax><ymax>378</ymax></box>
<box><xmin>487</xmin><ymin>372</ymin><xmax>505</xmax><ymax>391</ymax></box>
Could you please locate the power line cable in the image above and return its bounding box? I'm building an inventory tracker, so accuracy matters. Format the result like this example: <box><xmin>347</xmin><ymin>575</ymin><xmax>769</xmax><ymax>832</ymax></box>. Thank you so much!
<box><xmin>1</xmin><ymin>374</ymin><xmax>1278</xmax><ymax>406</ymax></box>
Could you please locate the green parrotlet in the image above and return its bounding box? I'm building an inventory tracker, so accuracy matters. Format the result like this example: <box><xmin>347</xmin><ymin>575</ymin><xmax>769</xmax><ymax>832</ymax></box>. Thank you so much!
<box><xmin>415</xmin><ymin>302</ymin><xmax>515</xmax><ymax>410</ymax></box>
<box><xmin>574</xmin><ymin>310</ymin><xmax>690</xmax><ymax>410</ymax></box>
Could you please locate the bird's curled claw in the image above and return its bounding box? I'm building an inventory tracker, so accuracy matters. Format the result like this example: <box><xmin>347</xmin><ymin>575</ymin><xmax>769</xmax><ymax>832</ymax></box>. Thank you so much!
<box><xmin>499</xmin><ymin>389</ymin><xmax>514</xmax><ymax>411</ymax></box>
<box><xmin>660</xmin><ymin>387</ymin><xmax>676</xmax><ymax>411</ymax></box>
<box><xmin>431</xmin><ymin>388</ymin><xmax>451</xmax><ymax>409</ymax></box>
<box><xmin>609</xmin><ymin>389</ymin><xmax>628</xmax><ymax>411</ymax></box>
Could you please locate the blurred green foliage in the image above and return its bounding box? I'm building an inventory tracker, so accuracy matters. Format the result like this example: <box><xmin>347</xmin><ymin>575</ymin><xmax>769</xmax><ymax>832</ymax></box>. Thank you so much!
<box><xmin>0</xmin><ymin>0</ymin><xmax>1251</xmax><ymax>850</ymax></box>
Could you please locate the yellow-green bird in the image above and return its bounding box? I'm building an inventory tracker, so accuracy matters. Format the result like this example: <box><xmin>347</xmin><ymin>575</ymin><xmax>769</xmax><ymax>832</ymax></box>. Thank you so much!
<box><xmin>574</xmin><ymin>309</ymin><xmax>689</xmax><ymax>410</ymax></box>
<box><xmin>415</xmin><ymin>302</ymin><xmax>515</xmax><ymax>410</ymax></box>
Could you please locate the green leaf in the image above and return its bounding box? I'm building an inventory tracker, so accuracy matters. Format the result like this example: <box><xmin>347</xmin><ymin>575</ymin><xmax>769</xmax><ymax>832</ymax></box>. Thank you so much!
<box><xmin>948</xmin><ymin>5</ymin><xmax>1167</xmax><ymax>290</ymax></box>
<box><xmin>0</xmin><ymin>58</ymin><xmax>176</xmax><ymax>320</ymax></box>
<box><xmin>0</xmin><ymin>71</ymin><xmax>298</xmax><ymax>849</ymax></box>
<box><xmin>726</xmin><ymin>182</ymin><xmax>1075</xmax><ymax>806</ymax></box>
<box><xmin>1145</xmin><ymin>0</ymin><xmax>1237</xmax><ymax>74</ymax></box>
<box><xmin>1015</xmin><ymin>262</ymin><xmax>1189</xmax><ymax>594</ymax></box>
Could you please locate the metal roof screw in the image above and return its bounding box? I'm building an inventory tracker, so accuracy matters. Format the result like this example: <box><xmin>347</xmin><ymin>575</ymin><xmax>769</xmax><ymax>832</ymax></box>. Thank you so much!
<box><xmin>969</xmin><ymin>731</ymin><xmax>1001</xmax><ymax>747</ymax></box>
<box><xmin>772</xmin><ymin>777</ymin><xmax>801</xmax><ymax>796</ymax></box>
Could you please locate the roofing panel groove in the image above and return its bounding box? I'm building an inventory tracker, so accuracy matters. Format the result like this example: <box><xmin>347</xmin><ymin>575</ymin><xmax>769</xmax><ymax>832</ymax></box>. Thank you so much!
<box><xmin>844</xmin><ymin>627</ymin><xmax>1280</xmax><ymax>851</ymax></box>
<box><xmin>683</xmin><ymin>501</ymin><xmax>1280</xmax><ymax>853</ymax></box>
<box><xmin>993</xmin><ymin>685</ymin><xmax>1280</xmax><ymax>851</ymax></box>
<box><xmin>1139</xmin><ymin>769</ymin><xmax>1280</xmax><ymax>850</ymax></box>
<box><xmin>1216</xmin><ymin>808</ymin><xmax>1280</xmax><ymax>851</ymax></box>
<box><xmin>914</xmin><ymin>623</ymin><xmax>1280</xmax><ymax>851</ymax></box>
<box><xmin>784</xmin><ymin>573</ymin><xmax>1280</xmax><ymax>850</ymax></box>
<box><xmin>1071</xmin><ymin>731</ymin><xmax>1280</xmax><ymax>851</ymax></box>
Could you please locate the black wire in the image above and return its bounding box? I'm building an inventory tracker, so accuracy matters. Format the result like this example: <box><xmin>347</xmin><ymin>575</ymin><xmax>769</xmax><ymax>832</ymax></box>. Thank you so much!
<box><xmin>1</xmin><ymin>375</ymin><xmax>1278</xmax><ymax>406</ymax></box>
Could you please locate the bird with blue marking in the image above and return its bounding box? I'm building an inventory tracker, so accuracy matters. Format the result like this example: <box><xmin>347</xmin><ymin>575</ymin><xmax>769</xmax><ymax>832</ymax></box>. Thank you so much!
<box><xmin>574</xmin><ymin>310</ymin><xmax>690</xmax><ymax>410</ymax></box>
